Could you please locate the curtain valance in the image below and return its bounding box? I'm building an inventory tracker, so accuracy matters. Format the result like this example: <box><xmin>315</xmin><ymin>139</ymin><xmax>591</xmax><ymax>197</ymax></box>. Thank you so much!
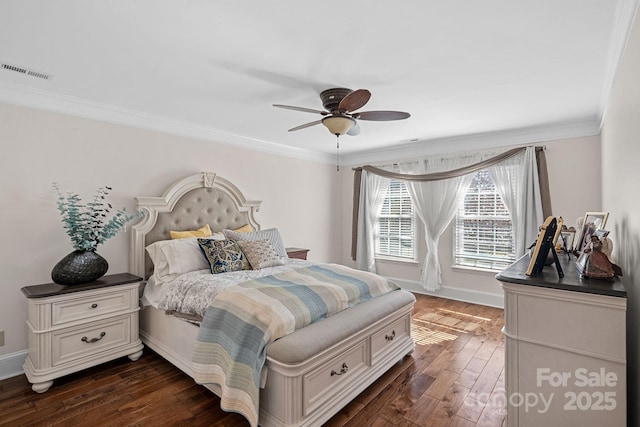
<box><xmin>351</xmin><ymin>146</ymin><xmax>551</xmax><ymax>261</ymax></box>
<box><xmin>355</xmin><ymin>147</ymin><xmax>524</xmax><ymax>182</ymax></box>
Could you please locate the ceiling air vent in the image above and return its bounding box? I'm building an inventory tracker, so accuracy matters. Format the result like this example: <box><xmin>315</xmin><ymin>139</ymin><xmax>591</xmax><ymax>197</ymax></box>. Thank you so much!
<box><xmin>1</xmin><ymin>62</ymin><xmax>53</xmax><ymax>81</ymax></box>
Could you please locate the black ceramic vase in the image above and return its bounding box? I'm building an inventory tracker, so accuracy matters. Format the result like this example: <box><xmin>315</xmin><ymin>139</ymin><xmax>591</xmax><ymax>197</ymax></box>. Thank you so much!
<box><xmin>51</xmin><ymin>249</ymin><xmax>109</xmax><ymax>285</ymax></box>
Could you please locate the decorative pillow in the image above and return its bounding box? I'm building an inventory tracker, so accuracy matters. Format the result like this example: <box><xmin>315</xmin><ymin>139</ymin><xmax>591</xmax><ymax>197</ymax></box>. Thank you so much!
<box><xmin>233</xmin><ymin>224</ymin><xmax>254</xmax><ymax>233</ymax></box>
<box><xmin>198</xmin><ymin>238</ymin><xmax>250</xmax><ymax>274</ymax></box>
<box><xmin>146</xmin><ymin>237</ymin><xmax>216</xmax><ymax>281</ymax></box>
<box><xmin>237</xmin><ymin>240</ymin><xmax>284</xmax><ymax>270</ymax></box>
<box><xmin>170</xmin><ymin>224</ymin><xmax>213</xmax><ymax>239</ymax></box>
<box><xmin>223</xmin><ymin>227</ymin><xmax>287</xmax><ymax>258</ymax></box>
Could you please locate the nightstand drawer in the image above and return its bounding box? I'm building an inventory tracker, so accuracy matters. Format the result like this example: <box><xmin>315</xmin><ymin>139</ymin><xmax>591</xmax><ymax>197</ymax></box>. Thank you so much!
<box><xmin>52</xmin><ymin>288</ymin><xmax>131</xmax><ymax>326</ymax></box>
<box><xmin>52</xmin><ymin>315</ymin><xmax>132</xmax><ymax>366</ymax></box>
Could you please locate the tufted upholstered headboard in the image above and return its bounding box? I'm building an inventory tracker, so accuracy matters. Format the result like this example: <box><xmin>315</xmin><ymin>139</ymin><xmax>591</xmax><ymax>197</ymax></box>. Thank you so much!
<box><xmin>129</xmin><ymin>172</ymin><xmax>261</xmax><ymax>279</ymax></box>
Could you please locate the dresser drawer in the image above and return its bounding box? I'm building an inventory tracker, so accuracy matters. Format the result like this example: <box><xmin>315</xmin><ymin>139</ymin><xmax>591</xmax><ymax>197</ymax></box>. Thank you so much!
<box><xmin>302</xmin><ymin>339</ymin><xmax>368</xmax><ymax>416</ymax></box>
<box><xmin>52</xmin><ymin>288</ymin><xmax>132</xmax><ymax>326</ymax></box>
<box><xmin>371</xmin><ymin>314</ymin><xmax>410</xmax><ymax>362</ymax></box>
<box><xmin>52</xmin><ymin>315</ymin><xmax>132</xmax><ymax>366</ymax></box>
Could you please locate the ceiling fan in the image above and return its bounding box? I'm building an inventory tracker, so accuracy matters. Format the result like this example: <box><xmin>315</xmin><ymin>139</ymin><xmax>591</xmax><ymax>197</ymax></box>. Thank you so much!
<box><xmin>273</xmin><ymin>87</ymin><xmax>410</xmax><ymax>137</ymax></box>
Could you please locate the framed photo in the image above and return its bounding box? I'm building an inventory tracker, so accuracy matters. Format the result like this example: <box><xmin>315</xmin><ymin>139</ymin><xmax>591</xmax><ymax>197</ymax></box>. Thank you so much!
<box><xmin>526</xmin><ymin>216</ymin><xmax>560</xmax><ymax>276</ymax></box>
<box><xmin>552</xmin><ymin>216</ymin><xmax>564</xmax><ymax>246</ymax></box>
<box><xmin>576</xmin><ymin>212</ymin><xmax>609</xmax><ymax>252</ymax></box>
<box><xmin>559</xmin><ymin>229</ymin><xmax>576</xmax><ymax>252</ymax></box>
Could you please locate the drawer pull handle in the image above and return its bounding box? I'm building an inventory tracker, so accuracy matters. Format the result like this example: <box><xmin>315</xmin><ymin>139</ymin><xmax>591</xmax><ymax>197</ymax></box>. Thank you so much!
<box><xmin>331</xmin><ymin>363</ymin><xmax>349</xmax><ymax>377</ymax></box>
<box><xmin>81</xmin><ymin>332</ymin><xmax>106</xmax><ymax>343</ymax></box>
<box><xmin>90</xmin><ymin>303</ymin><xmax>98</xmax><ymax>309</ymax></box>
<box><xmin>385</xmin><ymin>330</ymin><xmax>396</xmax><ymax>341</ymax></box>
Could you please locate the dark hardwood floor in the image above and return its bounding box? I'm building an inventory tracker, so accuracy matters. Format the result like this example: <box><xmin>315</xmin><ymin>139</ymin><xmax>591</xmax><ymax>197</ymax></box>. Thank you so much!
<box><xmin>0</xmin><ymin>294</ymin><xmax>505</xmax><ymax>426</ymax></box>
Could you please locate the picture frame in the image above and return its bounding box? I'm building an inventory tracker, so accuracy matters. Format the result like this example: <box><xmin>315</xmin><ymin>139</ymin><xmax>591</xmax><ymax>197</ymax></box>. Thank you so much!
<box><xmin>552</xmin><ymin>216</ymin><xmax>564</xmax><ymax>246</ymax></box>
<box><xmin>526</xmin><ymin>216</ymin><xmax>562</xmax><ymax>277</ymax></box>
<box><xmin>576</xmin><ymin>212</ymin><xmax>609</xmax><ymax>252</ymax></box>
<box><xmin>559</xmin><ymin>229</ymin><xmax>576</xmax><ymax>252</ymax></box>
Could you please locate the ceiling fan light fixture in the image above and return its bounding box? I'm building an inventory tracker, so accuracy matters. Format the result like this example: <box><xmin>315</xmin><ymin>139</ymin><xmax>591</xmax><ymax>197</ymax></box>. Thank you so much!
<box><xmin>321</xmin><ymin>115</ymin><xmax>356</xmax><ymax>136</ymax></box>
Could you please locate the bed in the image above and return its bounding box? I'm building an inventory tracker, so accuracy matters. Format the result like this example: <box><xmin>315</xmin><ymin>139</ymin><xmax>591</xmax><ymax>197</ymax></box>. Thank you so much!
<box><xmin>129</xmin><ymin>172</ymin><xmax>415</xmax><ymax>427</ymax></box>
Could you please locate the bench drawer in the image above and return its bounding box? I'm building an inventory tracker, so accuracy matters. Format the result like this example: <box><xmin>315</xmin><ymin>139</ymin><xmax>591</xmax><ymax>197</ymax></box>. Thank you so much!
<box><xmin>302</xmin><ymin>339</ymin><xmax>368</xmax><ymax>416</ymax></box>
<box><xmin>371</xmin><ymin>314</ymin><xmax>410</xmax><ymax>363</ymax></box>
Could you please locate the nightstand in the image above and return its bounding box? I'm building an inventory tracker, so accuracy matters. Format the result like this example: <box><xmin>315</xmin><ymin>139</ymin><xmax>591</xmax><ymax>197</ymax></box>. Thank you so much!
<box><xmin>21</xmin><ymin>273</ymin><xmax>144</xmax><ymax>393</ymax></box>
<box><xmin>286</xmin><ymin>247</ymin><xmax>310</xmax><ymax>260</ymax></box>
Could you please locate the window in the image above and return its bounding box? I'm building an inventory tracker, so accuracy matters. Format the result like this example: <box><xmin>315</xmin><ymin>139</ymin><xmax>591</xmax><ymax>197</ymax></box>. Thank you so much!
<box><xmin>454</xmin><ymin>170</ymin><xmax>514</xmax><ymax>270</ymax></box>
<box><xmin>376</xmin><ymin>180</ymin><xmax>415</xmax><ymax>260</ymax></box>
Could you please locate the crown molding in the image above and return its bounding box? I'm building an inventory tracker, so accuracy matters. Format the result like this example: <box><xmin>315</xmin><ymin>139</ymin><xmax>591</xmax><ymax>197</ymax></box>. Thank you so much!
<box><xmin>0</xmin><ymin>81</ymin><xmax>334</xmax><ymax>164</ymax></box>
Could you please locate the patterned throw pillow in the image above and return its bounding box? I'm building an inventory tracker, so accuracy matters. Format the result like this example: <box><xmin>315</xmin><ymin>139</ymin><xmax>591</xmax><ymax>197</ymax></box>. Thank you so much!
<box><xmin>237</xmin><ymin>240</ymin><xmax>284</xmax><ymax>270</ymax></box>
<box><xmin>223</xmin><ymin>227</ymin><xmax>287</xmax><ymax>258</ymax></box>
<box><xmin>197</xmin><ymin>238</ymin><xmax>250</xmax><ymax>274</ymax></box>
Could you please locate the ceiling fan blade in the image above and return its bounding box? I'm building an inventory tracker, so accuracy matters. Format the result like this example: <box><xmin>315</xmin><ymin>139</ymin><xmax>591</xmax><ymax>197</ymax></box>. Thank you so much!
<box><xmin>288</xmin><ymin>120</ymin><xmax>322</xmax><ymax>132</ymax></box>
<box><xmin>355</xmin><ymin>110</ymin><xmax>411</xmax><ymax>121</ymax></box>
<box><xmin>347</xmin><ymin>123</ymin><xmax>361</xmax><ymax>136</ymax></box>
<box><xmin>273</xmin><ymin>104</ymin><xmax>329</xmax><ymax>115</ymax></box>
<box><xmin>338</xmin><ymin>89</ymin><xmax>371</xmax><ymax>112</ymax></box>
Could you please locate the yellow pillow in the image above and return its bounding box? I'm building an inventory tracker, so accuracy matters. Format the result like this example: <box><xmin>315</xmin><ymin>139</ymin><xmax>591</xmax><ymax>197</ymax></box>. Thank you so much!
<box><xmin>170</xmin><ymin>224</ymin><xmax>213</xmax><ymax>239</ymax></box>
<box><xmin>233</xmin><ymin>224</ymin><xmax>254</xmax><ymax>233</ymax></box>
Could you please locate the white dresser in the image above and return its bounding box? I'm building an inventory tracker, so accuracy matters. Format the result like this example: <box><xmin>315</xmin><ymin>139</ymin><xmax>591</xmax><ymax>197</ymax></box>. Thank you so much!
<box><xmin>22</xmin><ymin>273</ymin><xmax>144</xmax><ymax>393</ymax></box>
<box><xmin>497</xmin><ymin>255</ymin><xmax>626</xmax><ymax>427</ymax></box>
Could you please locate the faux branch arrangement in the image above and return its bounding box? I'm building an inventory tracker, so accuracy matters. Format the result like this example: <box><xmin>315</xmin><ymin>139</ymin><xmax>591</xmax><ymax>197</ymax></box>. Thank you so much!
<box><xmin>53</xmin><ymin>183</ymin><xmax>139</xmax><ymax>251</ymax></box>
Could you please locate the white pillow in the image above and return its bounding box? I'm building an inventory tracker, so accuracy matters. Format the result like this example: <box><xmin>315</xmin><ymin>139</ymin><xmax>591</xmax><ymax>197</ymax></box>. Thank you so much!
<box><xmin>223</xmin><ymin>227</ymin><xmax>287</xmax><ymax>258</ymax></box>
<box><xmin>145</xmin><ymin>241</ymin><xmax>171</xmax><ymax>280</ymax></box>
<box><xmin>145</xmin><ymin>233</ymin><xmax>225</xmax><ymax>281</ymax></box>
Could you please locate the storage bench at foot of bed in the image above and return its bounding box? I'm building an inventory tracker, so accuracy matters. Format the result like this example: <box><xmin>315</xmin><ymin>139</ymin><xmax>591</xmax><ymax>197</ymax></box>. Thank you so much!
<box><xmin>258</xmin><ymin>290</ymin><xmax>416</xmax><ymax>427</ymax></box>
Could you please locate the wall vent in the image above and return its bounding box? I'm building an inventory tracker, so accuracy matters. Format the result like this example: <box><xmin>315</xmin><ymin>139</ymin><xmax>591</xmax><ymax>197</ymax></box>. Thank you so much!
<box><xmin>1</xmin><ymin>62</ymin><xmax>53</xmax><ymax>80</ymax></box>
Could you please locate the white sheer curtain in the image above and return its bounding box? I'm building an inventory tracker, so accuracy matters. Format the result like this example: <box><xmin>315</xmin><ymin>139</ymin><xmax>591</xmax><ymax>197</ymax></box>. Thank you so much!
<box><xmin>400</xmin><ymin>155</ymin><xmax>483</xmax><ymax>291</ymax></box>
<box><xmin>488</xmin><ymin>146</ymin><xmax>543</xmax><ymax>257</ymax></box>
<box><xmin>354</xmin><ymin>146</ymin><xmax>544</xmax><ymax>290</ymax></box>
<box><xmin>355</xmin><ymin>170</ymin><xmax>389</xmax><ymax>273</ymax></box>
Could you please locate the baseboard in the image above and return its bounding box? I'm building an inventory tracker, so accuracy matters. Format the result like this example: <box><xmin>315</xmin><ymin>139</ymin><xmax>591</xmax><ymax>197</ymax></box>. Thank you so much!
<box><xmin>391</xmin><ymin>277</ymin><xmax>504</xmax><ymax>309</ymax></box>
<box><xmin>0</xmin><ymin>350</ymin><xmax>27</xmax><ymax>380</ymax></box>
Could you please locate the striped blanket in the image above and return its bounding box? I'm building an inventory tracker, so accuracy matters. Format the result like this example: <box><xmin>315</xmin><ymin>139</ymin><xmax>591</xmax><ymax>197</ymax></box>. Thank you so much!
<box><xmin>191</xmin><ymin>263</ymin><xmax>399</xmax><ymax>427</ymax></box>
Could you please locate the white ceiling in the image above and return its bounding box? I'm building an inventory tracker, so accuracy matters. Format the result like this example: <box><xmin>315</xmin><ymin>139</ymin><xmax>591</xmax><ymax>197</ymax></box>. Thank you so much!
<box><xmin>0</xmin><ymin>1</ymin><xmax>637</xmax><ymax>165</ymax></box>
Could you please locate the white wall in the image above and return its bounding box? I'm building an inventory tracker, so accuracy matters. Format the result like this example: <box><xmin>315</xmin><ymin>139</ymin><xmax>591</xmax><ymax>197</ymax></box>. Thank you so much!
<box><xmin>0</xmin><ymin>103</ymin><xmax>341</xmax><ymax>373</ymax></box>
<box><xmin>601</xmin><ymin>5</ymin><xmax>640</xmax><ymax>425</ymax></box>
<box><xmin>341</xmin><ymin>135</ymin><xmax>602</xmax><ymax>307</ymax></box>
